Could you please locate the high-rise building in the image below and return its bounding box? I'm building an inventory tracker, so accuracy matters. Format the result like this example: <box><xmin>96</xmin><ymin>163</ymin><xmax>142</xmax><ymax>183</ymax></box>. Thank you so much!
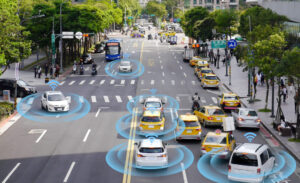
<box><xmin>189</xmin><ymin>0</ymin><xmax>239</xmax><ymax>10</ymax></box>
<box><xmin>139</xmin><ymin>0</ymin><xmax>150</xmax><ymax>7</ymax></box>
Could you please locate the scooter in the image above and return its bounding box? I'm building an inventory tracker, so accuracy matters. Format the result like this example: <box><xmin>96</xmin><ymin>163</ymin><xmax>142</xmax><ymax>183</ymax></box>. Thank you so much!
<box><xmin>91</xmin><ymin>65</ymin><xmax>97</xmax><ymax>76</ymax></box>
<box><xmin>72</xmin><ymin>64</ymin><xmax>77</xmax><ymax>74</ymax></box>
<box><xmin>80</xmin><ymin>65</ymin><xmax>84</xmax><ymax>75</ymax></box>
<box><xmin>192</xmin><ymin>101</ymin><xmax>200</xmax><ymax>111</ymax></box>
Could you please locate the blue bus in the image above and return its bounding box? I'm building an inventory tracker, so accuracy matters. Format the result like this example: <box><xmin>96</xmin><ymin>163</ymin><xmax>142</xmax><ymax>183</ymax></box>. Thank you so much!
<box><xmin>105</xmin><ymin>39</ymin><xmax>123</xmax><ymax>61</ymax></box>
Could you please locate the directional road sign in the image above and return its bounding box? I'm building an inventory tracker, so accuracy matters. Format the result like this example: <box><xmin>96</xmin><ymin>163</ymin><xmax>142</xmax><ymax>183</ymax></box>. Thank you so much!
<box><xmin>211</xmin><ymin>40</ymin><xmax>226</xmax><ymax>49</ymax></box>
<box><xmin>62</xmin><ymin>32</ymin><xmax>74</xmax><ymax>39</ymax></box>
<box><xmin>228</xmin><ymin>39</ymin><xmax>237</xmax><ymax>49</ymax></box>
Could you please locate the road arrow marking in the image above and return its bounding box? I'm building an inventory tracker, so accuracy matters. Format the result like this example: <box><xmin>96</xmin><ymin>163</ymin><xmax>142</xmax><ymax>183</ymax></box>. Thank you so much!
<box><xmin>28</xmin><ymin>129</ymin><xmax>47</xmax><ymax>143</ymax></box>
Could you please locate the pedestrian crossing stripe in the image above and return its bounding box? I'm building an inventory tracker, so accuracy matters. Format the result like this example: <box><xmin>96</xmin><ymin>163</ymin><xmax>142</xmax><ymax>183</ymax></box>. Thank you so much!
<box><xmin>100</xmin><ymin>80</ymin><xmax>105</xmax><ymax>85</ymax></box>
<box><xmin>89</xmin><ymin>80</ymin><xmax>95</xmax><ymax>85</ymax></box>
<box><xmin>192</xmin><ymin>81</ymin><xmax>196</xmax><ymax>85</ymax></box>
<box><xmin>60</xmin><ymin>81</ymin><xmax>65</xmax><ymax>86</ymax></box>
<box><xmin>171</xmin><ymin>80</ymin><xmax>175</xmax><ymax>85</ymax></box>
<box><xmin>201</xmin><ymin>97</ymin><xmax>206</xmax><ymax>103</ymax></box>
<box><xmin>162</xmin><ymin>80</ymin><xmax>165</xmax><ymax>85</ymax></box>
<box><xmin>104</xmin><ymin>96</ymin><xmax>109</xmax><ymax>103</ymax></box>
<box><xmin>116</xmin><ymin>96</ymin><xmax>122</xmax><ymax>103</ymax></box>
<box><xmin>141</xmin><ymin>80</ymin><xmax>144</xmax><ymax>85</ymax></box>
<box><xmin>131</xmin><ymin>80</ymin><xmax>135</xmax><ymax>85</ymax></box>
<box><xmin>91</xmin><ymin>96</ymin><xmax>97</xmax><ymax>103</ymax></box>
<box><xmin>151</xmin><ymin>80</ymin><xmax>155</xmax><ymax>85</ymax></box>
<box><xmin>79</xmin><ymin>96</ymin><xmax>84</xmax><ymax>103</ymax></box>
<box><xmin>79</xmin><ymin>80</ymin><xmax>86</xmax><ymax>85</ymax></box>
<box><xmin>69</xmin><ymin>81</ymin><xmax>75</xmax><ymax>85</ymax></box>
<box><xmin>212</xmin><ymin>97</ymin><xmax>218</xmax><ymax>104</ymax></box>
<box><xmin>84</xmin><ymin>67</ymin><xmax>90</xmax><ymax>71</ymax></box>
<box><xmin>128</xmin><ymin>96</ymin><xmax>133</xmax><ymax>102</ymax></box>
<box><xmin>120</xmin><ymin>80</ymin><xmax>125</xmax><ymax>85</ymax></box>
<box><xmin>110</xmin><ymin>80</ymin><xmax>115</xmax><ymax>85</ymax></box>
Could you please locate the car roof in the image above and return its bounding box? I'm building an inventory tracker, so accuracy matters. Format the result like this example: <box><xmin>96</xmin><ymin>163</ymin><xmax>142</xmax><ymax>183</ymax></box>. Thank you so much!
<box><xmin>223</xmin><ymin>92</ymin><xmax>238</xmax><ymax>97</ymax></box>
<box><xmin>204</xmin><ymin>105</ymin><xmax>221</xmax><ymax>109</ymax></box>
<box><xmin>201</xmin><ymin>67</ymin><xmax>212</xmax><ymax>71</ymax></box>
<box><xmin>45</xmin><ymin>91</ymin><xmax>63</xmax><ymax>95</ymax></box>
<box><xmin>120</xmin><ymin>61</ymin><xmax>130</xmax><ymax>64</ymax></box>
<box><xmin>234</xmin><ymin>143</ymin><xmax>267</xmax><ymax>154</ymax></box>
<box><xmin>238</xmin><ymin>108</ymin><xmax>255</xmax><ymax>111</ymax></box>
<box><xmin>180</xmin><ymin>114</ymin><xmax>198</xmax><ymax>121</ymax></box>
<box><xmin>143</xmin><ymin>110</ymin><xmax>161</xmax><ymax>117</ymax></box>
<box><xmin>206</xmin><ymin>131</ymin><xmax>228</xmax><ymax>137</ymax></box>
<box><xmin>145</xmin><ymin>97</ymin><xmax>161</xmax><ymax>103</ymax></box>
<box><xmin>140</xmin><ymin>139</ymin><xmax>163</xmax><ymax>148</ymax></box>
<box><xmin>204</xmin><ymin>73</ymin><xmax>217</xmax><ymax>77</ymax></box>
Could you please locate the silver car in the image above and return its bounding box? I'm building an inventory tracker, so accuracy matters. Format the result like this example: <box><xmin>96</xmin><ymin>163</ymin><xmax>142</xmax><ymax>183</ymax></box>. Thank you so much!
<box><xmin>118</xmin><ymin>61</ymin><xmax>132</xmax><ymax>73</ymax></box>
<box><xmin>231</xmin><ymin>108</ymin><xmax>261</xmax><ymax>129</ymax></box>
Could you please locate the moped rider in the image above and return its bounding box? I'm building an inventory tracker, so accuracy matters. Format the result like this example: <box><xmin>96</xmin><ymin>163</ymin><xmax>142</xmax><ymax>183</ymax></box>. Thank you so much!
<box><xmin>192</xmin><ymin>92</ymin><xmax>200</xmax><ymax>111</ymax></box>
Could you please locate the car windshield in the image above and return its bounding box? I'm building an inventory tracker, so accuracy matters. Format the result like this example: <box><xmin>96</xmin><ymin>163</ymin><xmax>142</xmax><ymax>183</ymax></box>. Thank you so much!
<box><xmin>107</xmin><ymin>46</ymin><xmax>119</xmax><ymax>55</ymax></box>
<box><xmin>120</xmin><ymin>62</ymin><xmax>130</xmax><ymax>66</ymax></box>
<box><xmin>183</xmin><ymin>121</ymin><xmax>199</xmax><ymax>127</ymax></box>
<box><xmin>145</xmin><ymin>102</ymin><xmax>161</xmax><ymax>108</ymax></box>
<box><xmin>207</xmin><ymin>109</ymin><xmax>225</xmax><ymax>115</ymax></box>
<box><xmin>139</xmin><ymin>147</ymin><xmax>164</xmax><ymax>153</ymax></box>
<box><xmin>141</xmin><ymin>116</ymin><xmax>161</xmax><ymax>122</ymax></box>
<box><xmin>205</xmin><ymin>136</ymin><xmax>227</xmax><ymax>144</ymax></box>
<box><xmin>205</xmin><ymin>76</ymin><xmax>218</xmax><ymax>80</ymax></box>
<box><xmin>17</xmin><ymin>80</ymin><xmax>28</xmax><ymax>86</ymax></box>
<box><xmin>231</xmin><ymin>153</ymin><xmax>258</xmax><ymax>166</ymax></box>
<box><xmin>224</xmin><ymin>96</ymin><xmax>238</xmax><ymax>100</ymax></box>
<box><xmin>202</xmin><ymin>70</ymin><xmax>212</xmax><ymax>73</ymax></box>
<box><xmin>240</xmin><ymin>110</ymin><xmax>258</xmax><ymax>116</ymax></box>
<box><xmin>48</xmin><ymin>94</ymin><xmax>64</xmax><ymax>101</ymax></box>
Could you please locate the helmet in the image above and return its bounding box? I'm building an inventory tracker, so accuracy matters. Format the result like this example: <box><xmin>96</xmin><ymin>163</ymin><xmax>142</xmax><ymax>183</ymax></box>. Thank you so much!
<box><xmin>195</xmin><ymin>92</ymin><xmax>198</xmax><ymax>95</ymax></box>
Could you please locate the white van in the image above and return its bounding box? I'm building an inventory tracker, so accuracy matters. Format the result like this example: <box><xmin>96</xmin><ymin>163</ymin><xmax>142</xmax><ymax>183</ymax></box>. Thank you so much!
<box><xmin>228</xmin><ymin>143</ymin><xmax>275</xmax><ymax>183</ymax></box>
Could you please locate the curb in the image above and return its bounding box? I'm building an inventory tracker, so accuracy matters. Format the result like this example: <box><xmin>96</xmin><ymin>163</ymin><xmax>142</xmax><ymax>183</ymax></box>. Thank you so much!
<box><xmin>0</xmin><ymin>111</ymin><xmax>18</xmax><ymax>129</ymax></box>
<box><xmin>223</xmin><ymin>83</ymin><xmax>300</xmax><ymax>163</ymax></box>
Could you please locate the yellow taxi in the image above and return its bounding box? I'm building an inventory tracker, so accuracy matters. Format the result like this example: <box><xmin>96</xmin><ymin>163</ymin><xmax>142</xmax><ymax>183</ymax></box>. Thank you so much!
<box><xmin>220</xmin><ymin>93</ymin><xmax>241</xmax><ymax>110</ymax></box>
<box><xmin>197</xmin><ymin>67</ymin><xmax>213</xmax><ymax>80</ymax></box>
<box><xmin>189</xmin><ymin>56</ymin><xmax>204</xmax><ymax>67</ymax></box>
<box><xmin>200</xmin><ymin>73</ymin><xmax>220</xmax><ymax>89</ymax></box>
<box><xmin>168</xmin><ymin>31</ymin><xmax>176</xmax><ymax>36</ymax></box>
<box><xmin>194</xmin><ymin>60</ymin><xmax>209</xmax><ymax>74</ymax></box>
<box><xmin>194</xmin><ymin>106</ymin><xmax>226</xmax><ymax>127</ymax></box>
<box><xmin>139</xmin><ymin>110</ymin><xmax>165</xmax><ymax>131</ymax></box>
<box><xmin>175</xmin><ymin>114</ymin><xmax>202</xmax><ymax>141</ymax></box>
<box><xmin>201</xmin><ymin>130</ymin><xmax>236</xmax><ymax>159</ymax></box>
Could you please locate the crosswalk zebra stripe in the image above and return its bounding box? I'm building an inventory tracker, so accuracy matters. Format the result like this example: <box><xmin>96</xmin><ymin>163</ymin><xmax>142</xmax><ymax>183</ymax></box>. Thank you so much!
<box><xmin>141</xmin><ymin>80</ymin><xmax>144</xmax><ymax>85</ymax></box>
<box><xmin>116</xmin><ymin>96</ymin><xmax>122</xmax><ymax>103</ymax></box>
<box><xmin>183</xmin><ymin>73</ymin><xmax>187</xmax><ymax>78</ymax></box>
<box><xmin>103</xmin><ymin>96</ymin><xmax>109</xmax><ymax>103</ymax></box>
<box><xmin>79</xmin><ymin>80</ymin><xmax>86</xmax><ymax>85</ymax></box>
<box><xmin>212</xmin><ymin>97</ymin><xmax>218</xmax><ymax>104</ymax></box>
<box><xmin>91</xmin><ymin>96</ymin><xmax>97</xmax><ymax>103</ymax></box>
<box><xmin>89</xmin><ymin>80</ymin><xmax>95</xmax><ymax>85</ymax></box>
<box><xmin>131</xmin><ymin>80</ymin><xmax>135</xmax><ymax>85</ymax></box>
<box><xmin>181</xmin><ymin>81</ymin><xmax>185</xmax><ymax>85</ymax></box>
<box><xmin>161</xmin><ymin>65</ymin><xmax>163</xmax><ymax>70</ymax></box>
<box><xmin>151</xmin><ymin>80</ymin><xmax>155</xmax><ymax>85</ymax></box>
<box><xmin>162</xmin><ymin>72</ymin><xmax>165</xmax><ymax>77</ymax></box>
<box><xmin>180</xmin><ymin>66</ymin><xmax>183</xmax><ymax>70</ymax></box>
<box><xmin>110</xmin><ymin>80</ymin><xmax>115</xmax><ymax>85</ymax></box>
<box><xmin>192</xmin><ymin>81</ymin><xmax>196</xmax><ymax>85</ymax></box>
<box><xmin>120</xmin><ymin>80</ymin><xmax>125</xmax><ymax>85</ymax></box>
<box><xmin>201</xmin><ymin>97</ymin><xmax>206</xmax><ymax>104</ymax></box>
<box><xmin>79</xmin><ymin>96</ymin><xmax>84</xmax><ymax>103</ymax></box>
<box><xmin>96</xmin><ymin>65</ymin><xmax>101</xmax><ymax>70</ymax></box>
<box><xmin>69</xmin><ymin>81</ymin><xmax>75</xmax><ymax>85</ymax></box>
<box><xmin>84</xmin><ymin>67</ymin><xmax>90</xmax><ymax>71</ymax></box>
<box><xmin>162</xmin><ymin>80</ymin><xmax>165</xmax><ymax>85</ymax></box>
<box><xmin>100</xmin><ymin>80</ymin><xmax>105</xmax><ymax>85</ymax></box>
<box><xmin>176</xmin><ymin>96</ymin><xmax>180</xmax><ymax>101</ymax></box>
<box><xmin>128</xmin><ymin>96</ymin><xmax>133</xmax><ymax>102</ymax></box>
<box><xmin>171</xmin><ymin>80</ymin><xmax>175</xmax><ymax>85</ymax></box>
<box><xmin>59</xmin><ymin>81</ymin><xmax>65</xmax><ymax>86</ymax></box>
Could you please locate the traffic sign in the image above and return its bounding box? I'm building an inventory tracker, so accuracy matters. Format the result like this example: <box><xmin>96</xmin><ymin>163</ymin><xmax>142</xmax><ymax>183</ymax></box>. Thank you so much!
<box><xmin>128</xmin><ymin>16</ymin><xmax>133</xmax><ymax>20</ymax></box>
<box><xmin>75</xmin><ymin>32</ymin><xmax>82</xmax><ymax>39</ymax></box>
<box><xmin>211</xmin><ymin>40</ymin><xmax>226</xmax><ymax>49</ymax></box>
<box><xmin>228</xmin><ymin>39</ymin><xmax>237</xmax><ymax>49</ymax></box>
<box><xmin>62</xmin><ymin>32</ymin><xmax>74</xmax><ymax>39</ymax></box>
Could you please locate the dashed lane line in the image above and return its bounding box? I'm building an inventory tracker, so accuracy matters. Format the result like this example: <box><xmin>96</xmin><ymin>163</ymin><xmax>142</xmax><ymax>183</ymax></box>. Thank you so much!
<box><xmin>63</xmin><ymin>161</ymin><xmax>76</xmax><ymax>183</ymax></box>
<box><xmin>2</xmin><ymin>163</ymin><xmax>21</xmax><ymax>183</ymax></box>
<box><xmin>83</xmin><ymin>129</ymin><xmax>91</xmax><ymax>142</ymax></box>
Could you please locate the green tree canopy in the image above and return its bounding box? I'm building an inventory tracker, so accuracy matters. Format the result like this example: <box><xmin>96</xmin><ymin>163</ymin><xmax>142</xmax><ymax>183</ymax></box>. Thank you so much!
<box><xmin>212</xmin><ymin>9</ymin><xmax>238</xmax><ymax>38</ymax></box>
<box><xmin>247</xmin><ymin>24</ymin><xmax>280</xmax><ymax>45</ymax></box>
<box><xmin>162</xmin><ymin>0</ymin><xmax>180</xmax><ymax>19</ymax></box>
<box><xmin>193</xmin><ymin>17</ymin><xmax>216</xmax><ymax>41</ymax></box>
<box><xmin>145</xmin><ymin>0</ymin><xmax>167</xmax><ymax>18</ymax></box>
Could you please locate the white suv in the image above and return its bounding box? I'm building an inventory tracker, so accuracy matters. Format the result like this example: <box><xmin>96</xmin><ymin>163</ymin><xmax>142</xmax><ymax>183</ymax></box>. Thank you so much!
<box><xmin>228</xmin><ymin>143</ymin><xmax>275</xmax><ymax>183</ymax></box>
<box><xmin>41</xmin><ymin>91</ymin><xmax>70</xmax><ymax>112</ymax></box>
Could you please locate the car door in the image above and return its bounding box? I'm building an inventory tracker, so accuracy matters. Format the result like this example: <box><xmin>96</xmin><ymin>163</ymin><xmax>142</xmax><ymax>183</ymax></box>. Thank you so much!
<box><xmin>266</xmin><ymin>148</ymin><xmax>275</xmax><ymax>172</ymax></box>
<box><xmin>41</xmin><ymin>93</ymin><xmax>47</xmax><ymax>107</ymax></box>
<box><xmin>260</xmin><ymin>150</ymin><xmax>270</xmax><ymax>176</ymax></box>
<box><xmin>231</xmin><ymin>109</ymin><xmax>239</xmax><ymax>122</ymax></box>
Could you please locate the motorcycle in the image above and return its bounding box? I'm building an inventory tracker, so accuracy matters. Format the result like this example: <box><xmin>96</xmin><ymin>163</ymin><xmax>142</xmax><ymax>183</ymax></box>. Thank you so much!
<box><xmin>155</xmin><ymin>34</ymin><xmax>158</xmax><ymax>40</ymax></box>
<box><xmin>91</xmin><ymin>65</ymin><xmax>97</xmax><ymax>76</ymax></box>
<box><xmin>79</xmin><ymin>65</ymin><xmax>84</xmax><ymax>75</ymax></box>
<box><xmin>192</xmin><ymin>101</ymin><xmax>200</xmax><ymax>111</ymax></box>
<box><xmin>72</xmin><ymin>64</ymin><xmax>77</xmax><ymax>74</ymax></box>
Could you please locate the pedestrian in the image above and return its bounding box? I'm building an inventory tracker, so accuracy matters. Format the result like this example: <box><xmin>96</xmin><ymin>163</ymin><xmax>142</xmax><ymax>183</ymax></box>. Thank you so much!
<box><xmin>214</xmin><ymin>55</ymin><xmax>217</xmax><ymax>67</ymax></box>
<box><xmin>38</xmin><ymin>65</ymin><xmax>42</xmax><ymax>78</ymax></box>
<box><xmin>254</xmin><ymin>74</ymin><xmax>258</xmax><ymax>94</ymax></box>
<box><xmin>56</xmin><ymin>64</ymin><xmax>60</xmax><ymax>77</ymax></box>
<box><xmin>225</xmin><ymin>47</ymin><xmax>228</xmax><ymax>56</ymax></box>
<box><xmin>230</xmin><ymin>48</ymin><xmax>233</xmax><ymax>57</ymax></box>
<box><xmin>34</xmin><ymin>65</ymin><xmax>38</xmax><ymax>78</ymax></box>
<box><xmin>44</xmin><ymin>63</ymin><xmax>49</xmax><ymax>77</ymax></box>
<box><xmin>50</xmin><ymin>64</ymin><xmax>53</xmax><ymax>77</ymax></box>
<box><xmin>294</xmin><ymin>90</ymin><xmax>299</xmax><ymax>113</ymax></box>
<box><xmin>282</xmin><ymin>85</ymin><xmax>288</xmax><ymax>103</ymax></box>
<box><xmin>222</xmin><ymin>57</ymin><xmax>226</xmax><ymax>65</ymax></box>
<box><xmin>261</xmin><ymin>73</ymin><xmax>265</xmax><ymax>86</ymax></box>
<box><xmin>280</xmin><ymin>77</ymin><xmax>285</xmax><ymax>88</ymax></box>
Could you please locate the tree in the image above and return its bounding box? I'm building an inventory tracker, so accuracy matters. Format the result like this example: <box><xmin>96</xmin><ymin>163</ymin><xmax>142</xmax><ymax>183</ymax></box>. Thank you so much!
<box><xmin>162</xmin><ymin>0</ymin><xmax>180</xmax><ymax>19</ymax></box>
<box><xmin>145</xmin><ymin>0</ymin><xmax>167</xmax><ymax>18</ymax></box>
<box><xmin>212</xmin><ymin>9</ymin><xmax>238</xmax><ymax>38</ymax></box>
<box><xmin>247</xmin><ymin>24</ymin><xmax>280</xmax><ymax>45</ymax></box>
<box><xmin>239</xmin><ymin>6</ymin><xmax>287</xmax><ymax>38</ymax></box>
<box><xmin>193</xmin><ymin>17</ymin><xmax>216</xmax><ymax>41</ymax></box>
<box><xmin>251</xmin><ymin>32</ymin><xmax>287</xmax><ymax>110</ymax></box>
<box><xmin>0</xmin><ymin>0</ymin><xmax>31</xmax><ymax>75</ymax></box>
<box><xmin>180</xmin><ymin>7</ymin><xmax>209</xmax><ymax>39</ymax></box>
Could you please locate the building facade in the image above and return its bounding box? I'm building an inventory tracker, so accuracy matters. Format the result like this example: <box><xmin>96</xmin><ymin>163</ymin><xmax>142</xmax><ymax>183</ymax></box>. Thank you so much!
<box><xmin>189</xmin><ymin>0</ymin><xmax>239</xmax><ymax>10</ymax></box>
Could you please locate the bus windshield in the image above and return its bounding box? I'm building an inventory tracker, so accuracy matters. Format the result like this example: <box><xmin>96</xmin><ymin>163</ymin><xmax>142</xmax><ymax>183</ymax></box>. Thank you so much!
<box><xmin>107</xmin><ymin>46</ymin><xmax>119</xmax><ymax>55</ymax></box>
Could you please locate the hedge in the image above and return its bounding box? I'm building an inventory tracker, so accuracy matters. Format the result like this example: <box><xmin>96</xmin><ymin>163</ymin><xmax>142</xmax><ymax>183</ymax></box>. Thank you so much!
<box><xmin>0</xmin><ymin>102</ymin><xmax>14</xmax><ymax>120</ymax></box>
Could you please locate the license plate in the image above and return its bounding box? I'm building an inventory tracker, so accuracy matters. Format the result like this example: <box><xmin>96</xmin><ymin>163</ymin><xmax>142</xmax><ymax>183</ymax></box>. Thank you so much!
<box><xmin>145</xmin><ymin>157</ymin><xmax>156</xmax><ymax>160</ymax></box>
<box><xmin>216</xmin><ymin>117</ymin><xmax>221</xmax><ymax>120</ymax></box>
<box><xmin>148</xmin><ymin>125</ymin><xmax>154</xmax><ymax>128</ymax></box>
<box><xmin>57</xmin><ymin>108</ymin><xmax>62</xmax><ymax>111</ymax></box>
<box><xmin>210</xmin><ymin>81</ymin><xmax>214</xmax><ymax>84</ymax></box>
<box><xmin>186</xmin><ymin>130</ymin><xmax>192</xmax><ymax>133</ymax></box>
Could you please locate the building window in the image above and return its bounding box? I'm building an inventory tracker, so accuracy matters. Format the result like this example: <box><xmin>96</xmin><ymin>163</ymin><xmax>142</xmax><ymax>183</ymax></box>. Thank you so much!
<box><xmin>199</xmin><ymin>0</ymin><xmax>202</xmax><ymax>4</ymax></box>
<box><xmin>216</xmin><ymin>0</ymin><xmax>220</xmax><ymax>4</ymax></box>
<box><xmin>230</xmin><ymin>0</ymin><xmax>236</xmax><ymax>2</ymax></box>
<box><xmin>194</xmin><ymin>0</ymin><xmax>197</xmax><ymax>5</ymax></box>
<box><xmin>206</xmin><ymin>0</ymin><xmax>212</xmax><ymax>4</ymax></box>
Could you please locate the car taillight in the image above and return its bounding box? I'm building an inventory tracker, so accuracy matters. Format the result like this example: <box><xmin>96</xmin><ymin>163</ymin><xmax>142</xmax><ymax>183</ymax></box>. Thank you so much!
<box><xmin>257</xmin><ymin>168</ymin><xmax>261</xmax><ymax>174</ymax></box>
<box><xmin>196</xmin><ymin>128</ymin><xmax>201</xmax><ymax>131</ymax></box>
<box><xmin>160</xmin><ymin>154</ymin><xmax>167</xmax><ymax>157</ymax></box>
<box><xmin>238</xmin><ymin>117</ymin><xmax>244</xmax><ymax>121</ymax></box>
<box><xmin>228</xmin><ymin>165</ymin><xmax>231</xmax><ymax>172</ymax></box>
<box><xmin>137</xmin><ymin>154</ymin><xmax>144</xmax><ymax>157</ymax></box>
<box><xmin>207</xmin><ymin>117</ymin><xmax>213</xmax><ymax>120</ymax></box>
<box><xmin>143</xmin><ymin>107</ymin><xmax>146</xmax><ymax>110</ymax></box>
<box><xmin>256</xmin><ymin>119</ymin><xmax>261</xmax><ymax>123</ymax></box>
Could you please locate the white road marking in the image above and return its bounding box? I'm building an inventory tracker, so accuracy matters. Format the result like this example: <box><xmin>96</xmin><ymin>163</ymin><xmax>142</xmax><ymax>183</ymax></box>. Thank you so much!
<box><xmin>132</xmin><ymin>50</ymin><xmax>135</xmax><ymax>54</ymax></box>
<box><xmin>177</xmin><ymin>61</ymin><xmax>179</xmax><ymax>64</ymax></box>
<box><xmin>96</xmin><ymin>65</ymin><xmax>101</xmax><ymax>70</ymax></box>
<box><xmin>141</xmin><ymin>80</ymin><xmax>144</xmax><ymax>85</ymax></box>
<box><xmin>201</xmin><ymin>97</ymin><xmax>206</xmax><ymax>104</ymax></box>
<box><xmin>103</xmin><ymin>96</ymin><xmax>110</xmax><ymax>103</ymax></box>
<box><xmin>130</xmin><ymin>80</ymin><xmax>135</xmax><ymax>85</ymax></box>
<box><xmin>180</xmin><ymin>66</ymin><xmax>183</xmax><ymax>70</ymax></box>
<box><xmin>91</xmin><ymin>96</ymin><xmax>97</xmax><ymax>103</ymax></box>
<box><xmin>176</xmin><ymin>96</ymin><xmax>180</xmax><ymax>101</ymax></box>
<box><xmin>2</xmin><ymin>163</ymin><xmax>21</xmax><ymax>183</ymax></box>
<box><xmin>0</xmin><ymin>114</ymin><xmax>22</xmax><ymax>136</ymax></box>
<box><xmin>128</xmin><ymin>96</ymin><xmax>133</xmax><ymax>102</ymax></box>
<box><xmin>84</xmin><ymin>67</ymin><xmax>89</xmax><ymax>71</ymax></box>
<box><xmin>162</xmin><ymin>72</ymin><xmax>165</xmax><ymax>77</ymax></box>
<box><xmin>63</xmin><ymin>161</ymin><xmax>76</xmax><ymax>182</ymax></box>
<box><xmin>27</xmin><ymin>98</ymin><xmax>34</xmax><ymax>105</ymax></box>
<box><xmin>120</xmin><ymin>80</ymin><xmax>125</xmax><ymax>85</ymax></box>
<box><xmin>181</xmin><ymin>81</ymin><xmax>185</xmax><ymax>85</ymax></box>
<box><xmin>79</xmin><ymin>96</ymin><xmax>84</xmax><ymax>103</ymax></box>
<box><xmin>116</xmin><ymin>96</ymin><xmax>122</xmax><ymax>103</ymax></box>
<box><xmin>110</xmin><ymin>80</ymin><xmax>115</xmax><ymax>85</ymax></box>
<box><xmin>181</xmin><ymin>163</ymin><xmax>188</xmax><ymax>183</ymax></box>
<box><xmin>183</xmin><ymin>72</ymin><xmax>187</xmax><ymax>78</ymax></box>
<box><xmin>171</xmin><ymin>80</ymin><xmax>175</xmax><ymax>85</ymax></box>
<box><xmin>171</xmin><ymin>72</ymin><xmax>176</xmax><ymax>75</ymax></box>
<box><xmin>83</xmin><ymin>129</ymin><xmax>91</xmax><ymax>142</ymax></box>
<box><xmin>151</xmin><ymin>80</ymin><xmax>155</xmax><ymax>85</ymax></box>
<box><xmin>161</xmin><ymin>65</ymin><xmax>163</xmax><ymax>70</ymax></box>
<box><xmin>158</xmin><ymin>56</ymin><xmax>161</xmax><ymax>59</ymax></box>
<box><xmin>68</xmin><ymin>81</ymin><xmax>75</xmax><ymax>85</ymax></box>
<box><xmin>162</xmin><ymin>80</ymin><xmax>165</xmax><ymax>85</ymax></box>
<box><xmin>89</xmin><ymin>80</ymin><xmax>95</xmax><ymax>85</ymax></box>
<box><xmin>79</xmin><ymin>80</ymin><xmax>86</xmax><ymax>85</ymax></box>
<box><xmin>59</xmin><ymin>81</ymin><xmax>65</xmax><ymax>85</ymax></box>
<box><xmin>159</xmin><ymin>60</ymin><xmax>162</xmax><ymax>64</ymax></box>
<box><xmin>100</xmin><ymin>80</ymin><xmax>105</xmax><ymax>85</ymax></box>
<box><xmin>95</xmin><ymin>108</ymin><xmax>101</xmax><ymax>117</ymax></box>
<box><xmin>174</xmin><ymin>55</ymin><xmax>177</xmax><ymax>59</ymax></box>
<box><xmin>192</xmin><ymin>81</ymin><xmax>196</xmax><ymax>85</ymax></box>
<box><xmin>212</xmin><ymin>97</ymin><xmax>218</xmax><ymax>104</ymax></box>
<box><xmin>28</xmin><ymin>129</ymin><xmax>47</xmax><ymax>143</ymax></box>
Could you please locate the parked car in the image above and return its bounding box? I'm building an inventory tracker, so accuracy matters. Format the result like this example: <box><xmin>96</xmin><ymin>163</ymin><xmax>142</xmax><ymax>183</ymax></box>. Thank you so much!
<box><xmin>94</xmin><ymin>41</ymin><xmax>106</xmax><ymax>53</ymax></box>
<box><xmin>0</xmin><ymin>78</ymin><xmax>37</xmax><ymax>97</ymax></box>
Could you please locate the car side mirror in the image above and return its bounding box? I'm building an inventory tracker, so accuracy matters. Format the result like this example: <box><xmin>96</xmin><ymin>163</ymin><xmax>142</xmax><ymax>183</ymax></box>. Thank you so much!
<box><xmin>66</xmin><ymin>96</ymin><xmax>71</xmax><ymax>104</ymax></box>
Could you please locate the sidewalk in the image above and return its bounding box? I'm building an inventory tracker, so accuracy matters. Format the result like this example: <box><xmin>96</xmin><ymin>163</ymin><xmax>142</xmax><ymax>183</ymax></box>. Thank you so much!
<box><xmin>209</xmin><ymin>51</ymin><xmax>300</xmax><ymax>162</ymax></box>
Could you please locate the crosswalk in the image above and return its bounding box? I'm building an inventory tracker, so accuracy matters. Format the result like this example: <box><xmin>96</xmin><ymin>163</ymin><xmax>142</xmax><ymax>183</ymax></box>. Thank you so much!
<box><xmin>82</xmin><ymin>95</ymin><xmax>219</xmax><ymax>105</ymax></box>
<box><xmin>60</xmin><ymin>79</ymin><xmax>200</xmax><ymax>87</ymax></box>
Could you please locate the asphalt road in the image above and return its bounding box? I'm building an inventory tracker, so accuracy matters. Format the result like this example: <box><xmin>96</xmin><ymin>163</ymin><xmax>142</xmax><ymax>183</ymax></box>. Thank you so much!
<box><xmin>0</xmin><ymin>31</ymin><xmax>299</xmax><ymax>183</ymax></box>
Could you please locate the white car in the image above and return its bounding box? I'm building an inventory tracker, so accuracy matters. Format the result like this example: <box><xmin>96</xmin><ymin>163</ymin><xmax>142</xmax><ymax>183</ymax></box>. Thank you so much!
<box><xmin>228</xmin><ymin>143</ymin><xmax>275</xmax><ymax>183</ymax></box>
<box><xmin>135</xmin><ymin>139</ymin><xmax>168</xmax><ymax>168</ymax></box>
<box><xmin>41</xmin><ymin>91</ymin><xmax>70</xmax><ymax>112</ymax></box>
<box><xmin>231</xmin><ymin>108</ymin><xmax>261</xmax><ymax>129</ymax></box>
<box><xmin>141</xmin><ymin>96</ymin><xmax>165</xmax><ymax>111</ymax></box>
<box><xmin>118</xmin><ymin>61</ymin><xmax>132</xmax><ymax>73</ymax></box>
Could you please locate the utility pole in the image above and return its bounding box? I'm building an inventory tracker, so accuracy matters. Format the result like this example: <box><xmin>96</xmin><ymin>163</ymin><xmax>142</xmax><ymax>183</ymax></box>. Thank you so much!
<box><xmin>247</xmin><ymin>15</ymin><xmax>251</xmax><ymax>97</ymax></box>
<box><xmin>124</xmin><ymin>7</ymin><xmax>127</xmax><ymax>26</ymax></box>
<box><xmin>51</xmin><ymin>17</ymin><xmax>56</xmax><ymax>79</ymax></box>
<box><xmin>59</xmin><ymin>2</ymin><xmax>63</xmax><ymax>72</ymax></box>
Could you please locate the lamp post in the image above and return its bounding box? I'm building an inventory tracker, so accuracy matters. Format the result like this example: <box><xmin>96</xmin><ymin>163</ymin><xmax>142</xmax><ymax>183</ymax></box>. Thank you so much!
<box><xmin>59</xmin><ymin>2</ymin><xmax>63</xmax><ymax>72</ymax></box>
<box><xmin>247</xmin><ymin>15</ymin><xmax>252</xmax><ymax>97</ymax></box>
